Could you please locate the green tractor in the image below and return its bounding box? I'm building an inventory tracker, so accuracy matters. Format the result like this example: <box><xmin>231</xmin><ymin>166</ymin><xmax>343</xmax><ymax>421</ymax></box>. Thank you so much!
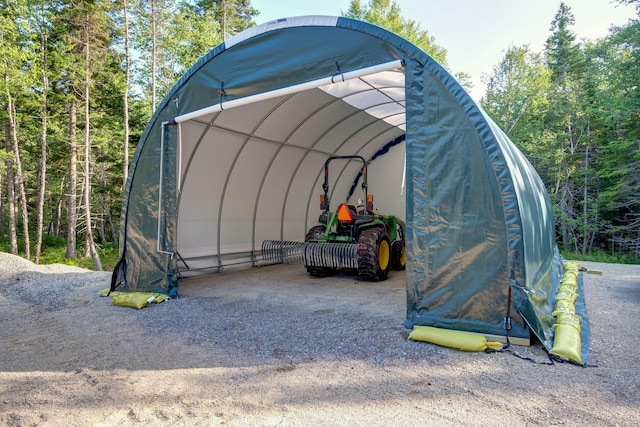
<box><xmin>303</xmin><ymin>155</ymin><xmax>406</xmax><ymax>281</ymax></box>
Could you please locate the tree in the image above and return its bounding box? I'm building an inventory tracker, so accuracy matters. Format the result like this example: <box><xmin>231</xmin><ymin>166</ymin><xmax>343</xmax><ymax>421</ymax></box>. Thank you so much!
<box><xmin>1</xmin><ymin>0</ymin><xmax>33</xmax><ymax>259</ymax></box>
<box><xmin>62</xmin><ymin>0</ymin><xmax>117</xmax><ymax>270</ymax></box>
<box><xmin>195</xmin><ymin>0</ymin><xmax>258</xmax><ymax>40</ymax></box>
<box><xmin>343</xmin><ymin>0</ymin><xmax>448</xmax><ymax>66</ymax></box>
<box><xmin>66</xmin><ymin>100</ymin><xmax>78</xmax><ymax>258</ymax></box>
<box><xmin>132</xmin><ymin>0</ymin><xmax>176</xmax><ymax>113</ymax></box>
<box><xmin>131</xmin><ymin>0</ymin><xmax>258</xmax><ymax>113</ymax></box>
<box><xmin>544</xmin><ymin>2</ymin><xmax>588</xmax><ymax>252</ymax></box>
<box><xmin>3</xmin><ymin>121</ymin><xmax>18</xmax><ymax>255</ymax></box>
<box><xmin>121</xmin><ymin>0</ymin><xmax>132</xmax><ymax>190</ymax></box>
<box><xmin>482</xmin><ymin>46</ymin><xmax>551</xmax><ymax>134</ymax></box>
<box><xmin>588</xmin><ymin>17</ymin><xmax>640</xmax><ymax>255</ymax></box>
<box><xmin>32</xmin><ymin>0</ymin><xmax>57</xmax><ymax>264</ymax></box>
<box><xmin>481</xmin><ymin>45</ymin><xmax>555</xmax><ymax>186</ymax></box>
<box><xmin>615</xmin><ymin>0</ymin><xmax>640</xmax><ymax>15</ymax></box>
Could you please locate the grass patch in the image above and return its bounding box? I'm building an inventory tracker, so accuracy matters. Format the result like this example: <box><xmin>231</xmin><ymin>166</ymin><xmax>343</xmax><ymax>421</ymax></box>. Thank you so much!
<box><xmin>0</xmin><ymin>237</ymin><xmax>119</xmax><ymax>271</ymax></box>
<box><xmin>561</xmin><ymin>250</ymin><xmax>640</xmax><ymax>265</ymax></box>
<box><xmin>38</xmin><ymin>243</ymin><xmax>119</xmax><ymax>271</ymax></box>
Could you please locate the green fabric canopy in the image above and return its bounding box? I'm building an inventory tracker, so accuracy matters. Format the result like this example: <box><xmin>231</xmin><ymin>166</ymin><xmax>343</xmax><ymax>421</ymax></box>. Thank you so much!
<box><xmin>111</xmin><ymin>16</ymin><xmax>590</xmax><ymax>363</ymax></box>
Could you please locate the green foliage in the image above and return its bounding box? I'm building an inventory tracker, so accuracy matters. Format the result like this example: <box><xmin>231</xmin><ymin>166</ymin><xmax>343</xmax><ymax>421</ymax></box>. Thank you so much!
<box><xmin>39</xmin><ymin>242</ymin><xmax>120</xmax><ymax>270</ymax></box>
<box><xmin>130</xmin><ymin>0</ymin><xmax>256</xmax><ymax>111</ymax></box>
<box><xmin>193</xmin><ymin>0</ymin><xmax>258</xmax><ymax>37</ymax></box>
<box><xmin>482</xmin><ymin>2</ymin><xmax>640</xmax><ymax>258</ymax></box>
<box><xmin>0</xmin><ymin>0</ymin><xmax>259</xmax><ymax>268</ymax></box>
<box><xmin>545</xmin><ymin>2</ymin><xmax>586</xmax><ymax>84</ymax></box>
<box><xmin>1</xmin><ymin>0</ymin><xmax>639</xmax><ymax>267</ymax></box>
<box><xmin>482</xmin><ymin>46</ymin><xmax>551</xmax><ymax>135</ymax></box>
<box><xmin>342</xmin><ymin>0</ymin><xmax>448</xmax><ymax>66</ymax></box>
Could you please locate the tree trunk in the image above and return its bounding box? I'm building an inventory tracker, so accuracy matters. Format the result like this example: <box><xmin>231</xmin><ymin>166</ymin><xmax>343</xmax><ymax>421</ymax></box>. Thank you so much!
<box><xmin>34</xmin><ymin>30</ymin><xmax>49</xmax><ymax>264</ymax></box>
<box><xmin>66</xmin><ymin>101</ymin><xmax>78</xmax><ymax>259</ymax></box>
<box><xmin>151</xmin><ymin>0</ymin><xmax>157</xmax><ymax>113</ymax></box>
<box><xmin>558</xmin><ymin>180</ymin><xmax>575</xmax><ymax>252</ymax></box>
<box><xmin>83</xmin><ymin>16</ymin><xmax>102</xmax><ymax>271</ymax></box>
<box><xmin>222</xmin><ymin>0</ymin><xmax>228</xmax><ymax>40</ymax></box>
<box><xmin>123</xmin><ymin>0</ymin><xmax>130</xmax><ymax>195</ymax></box>
<box><xmin>582</xmin><ymin>143</ymin><xmax>589</xmax><ymax>255</ymax></box>
<box><xmin>6</xmin><ymin>90</ymin><xmax>31</xmax><ymax>259</ymax></box>
<box><xmin>49</xmin><ymin>175</ymin><xmax>66</xmax><ymax>237</ymax></box>
<box><xmin>54</xmin><ymin>177</ymin><xmax>65</xmax><ymax>237</ymax></box>
<box><xmin>4</xmin><ymin>120</ymin><xmax>18</xmax><ymax>255</ymax></box>
<box><xmin>0</xmin><ymin>161</ymin><xmax>3</xmax><ymax>235</ymax></box>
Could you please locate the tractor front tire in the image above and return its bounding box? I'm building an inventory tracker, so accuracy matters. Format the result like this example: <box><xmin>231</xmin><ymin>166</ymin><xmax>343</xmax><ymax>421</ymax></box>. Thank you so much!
<box><xmin>391</xmin><ymin>240</ymin><xmax>406</xmax><ymax>271</ymax></box>
<box><xmin>357</xmin><ymin>227</ymin><xmax>391</xmax><ymax>281</ymax></box>
<box><xmin>304</xmin><ymin>225</ymin><xmax>336</xmax><ymax>277</ymax></box>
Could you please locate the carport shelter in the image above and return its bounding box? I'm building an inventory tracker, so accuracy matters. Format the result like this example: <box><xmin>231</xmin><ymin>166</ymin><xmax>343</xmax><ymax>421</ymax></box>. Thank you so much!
<box><xmin>111</xmin><ymin>16</ymin><xmax>590</xmax><ymax>363</ymax></box>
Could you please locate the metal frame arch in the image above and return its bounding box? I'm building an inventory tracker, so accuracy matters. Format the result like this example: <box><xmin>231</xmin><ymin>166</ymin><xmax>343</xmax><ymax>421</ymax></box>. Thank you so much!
<box><xmin>248</xmin><ymin>93</ymin><xmax>348</xmax><ymax>258</ymax></box>
<box><xmin>212</xmin><ymin>93</ymin><xmax>305</xmax><ymax>268</ymax></box>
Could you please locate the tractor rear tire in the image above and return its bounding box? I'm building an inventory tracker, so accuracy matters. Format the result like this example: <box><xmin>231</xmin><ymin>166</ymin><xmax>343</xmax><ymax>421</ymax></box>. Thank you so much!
<box><xmin>304</xmin><ymin>225</ymin><xmax>336</xmax><ymax>277</ymax></box>
<box><xmin>357</xmin><ymin>227</ymin><xmax>390</xmax><ymax>281</ymax></box>
<box><xmin>391</xmin><ymin>240</ymin><xmax>406</xmax><ymax>271</ymax></box>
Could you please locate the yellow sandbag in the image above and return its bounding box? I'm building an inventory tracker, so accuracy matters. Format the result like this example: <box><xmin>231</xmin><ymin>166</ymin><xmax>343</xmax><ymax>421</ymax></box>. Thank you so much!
<box><xmin>566</xmin><ymin>271</ymin><xmax>578</xmax><ymax>278</ymax></box>
<box><xmin>550</xmin><ymin>324</ymin><xmax>583</xmax><ymax>364</ymax></box>
<box><xmin>111</xmin><ymin>292</ymin><xmax>152</xmax><ymax>309</ymax></box>
<box><xmin>558</xmin><ymin>283</ymin><xmax>577</xmax><ymax>294</ymax></box>
<box><xmin>565</xmin><ymin>261</ymin><xmax>579</xmax><ymax>271</ymax></box>
<box><xmin>555</xmin><ymin>291</ymin><xmax>578</xmax><ymax>303</ymax></box>
<box><xmin>110</xmin><ymin>292</ymin><xmax>170</xmax><ymax>309</ymax></box>
<box><xmin>552</xmin><ymin>299</ymin><xmax>576</xmax><ymax>315</ymax></box>
<box><xmin>409</xmin><ymin>325</ymin><xmax>503</xmax><ymax>352</ymax></box>
<box><xmin>560</xmin><ymin>277</ymin><xmax>577</xmax><ymax>288</ymax></box>
<box><xmin>152</xmin><ymin>294</ymin><xmax>171</xmax><ymax>303</ymax></box>
<box><xmin>563</xmin><ymin>264</ymin><xmax>579</xmax><ymax>282</ymax></box>
<box><xmin>554</xmin><ymin>312</ymin><xmax>581</xmax><ymax>330</ymax></box>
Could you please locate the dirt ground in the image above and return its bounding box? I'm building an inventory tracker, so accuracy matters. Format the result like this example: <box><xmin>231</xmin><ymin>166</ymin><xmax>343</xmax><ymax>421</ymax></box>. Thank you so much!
<box><xmin>0</xmin><ymin>254</ymin><xmax>639</xmax><ymax>426</ymax></box>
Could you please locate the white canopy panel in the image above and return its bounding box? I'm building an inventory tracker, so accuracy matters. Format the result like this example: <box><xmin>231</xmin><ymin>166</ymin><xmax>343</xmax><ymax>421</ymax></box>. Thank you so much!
<box><xmin>175</xmin><ymin>65</ymin><xmax>407</xmax><ymax>269</ymax></box>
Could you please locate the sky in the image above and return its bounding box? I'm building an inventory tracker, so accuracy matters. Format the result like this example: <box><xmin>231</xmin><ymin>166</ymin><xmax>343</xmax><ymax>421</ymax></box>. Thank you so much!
<box><xmin>249</xmin><ymin>0</ymin><xmax>638</xmax><ymax>100</ymax></box>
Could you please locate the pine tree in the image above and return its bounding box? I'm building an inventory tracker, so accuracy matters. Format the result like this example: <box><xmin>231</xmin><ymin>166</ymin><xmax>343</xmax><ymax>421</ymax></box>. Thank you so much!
<box><xmin>544</xmin><ymin>2</ymin><xmax>587</xmax><ymax>252</ymax></box>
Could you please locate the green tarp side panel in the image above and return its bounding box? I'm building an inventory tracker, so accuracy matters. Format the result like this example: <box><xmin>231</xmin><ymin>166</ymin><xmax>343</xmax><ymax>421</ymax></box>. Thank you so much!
<box><xmin>574</xmin><ymin>271</ymin><xmax>591</xmax><ymax>364</ymax></box>
<box><xmin>112</xmin><ymin>88</ymin><xmax>181</xmax><ymax>298</ymax></box>
<box><xmin>403</xmin><ymin>56</ymin><xmax>528</xmax><ymax>339</ymax></box>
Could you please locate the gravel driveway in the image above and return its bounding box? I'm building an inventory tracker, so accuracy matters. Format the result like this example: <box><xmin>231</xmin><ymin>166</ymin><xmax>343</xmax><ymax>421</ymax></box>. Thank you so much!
<box><xmin>0</xmin><ymin>252</ymin><xmax>638</xmax><ymax>426</ymax></box>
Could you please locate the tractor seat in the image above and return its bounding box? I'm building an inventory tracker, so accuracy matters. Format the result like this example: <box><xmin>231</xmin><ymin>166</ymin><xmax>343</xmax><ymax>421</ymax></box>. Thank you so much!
<box><xmin>347</xmin><ymin>204</ymin><xmax>359</xmax><ymax>216</ymax></box>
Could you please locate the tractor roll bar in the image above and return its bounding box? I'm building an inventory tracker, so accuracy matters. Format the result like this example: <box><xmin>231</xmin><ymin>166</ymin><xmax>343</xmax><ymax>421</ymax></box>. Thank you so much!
<box><xmin>323</xmin><ymin>155</ymin><xmax>367</xmax><ymax>214</ymax></box>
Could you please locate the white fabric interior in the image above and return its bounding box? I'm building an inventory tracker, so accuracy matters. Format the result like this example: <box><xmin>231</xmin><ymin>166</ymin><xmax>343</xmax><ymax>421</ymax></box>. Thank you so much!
<box><xmin>175</xmin><ymin>66</ymin><xmax>407</xmax><ymax>273</ymax></box>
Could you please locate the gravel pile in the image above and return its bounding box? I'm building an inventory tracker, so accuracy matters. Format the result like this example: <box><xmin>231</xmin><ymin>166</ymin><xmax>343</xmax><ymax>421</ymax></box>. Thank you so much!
<box><xmin>0</xmin><ymin>252</ymin><xmax>111</xmax><ymax>311</ymax></box>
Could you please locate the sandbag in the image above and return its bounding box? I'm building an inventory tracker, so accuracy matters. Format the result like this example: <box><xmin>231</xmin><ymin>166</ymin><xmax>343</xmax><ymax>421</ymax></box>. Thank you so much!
<box><xmin>552</xmin><ymin>299</ymin><xmax>576</xmax><ymax>315</ymax></box>
<box><xmin>110</xmin><ymin>292</ymin><xmax>170</xmax><ymax>309</ymax></box>
<box><xmin>559</xmin><ymin>277</ymin><xmax>577</xmax><ymax>290</ymax></box>
<box><xmin>409</xmin><ymin>325</ymin><xmax>503</xmax><ymax>352</ymax></box>
<box><xmin>554</xmin><ymin>312</ymin><xmax>581</xmax><ymax>330</ymax></box>
<box><xmin>550</xmin><ymin>261</ymin><xmax>583</xmax><ymax>364</ymax></box>
<box><xmin>558</xmin><ymin>284</ymin><xmax>577</xmax><ymax>294</ymax></box>
<box><xmin>550</xmin><ymin>324</ymin><xmax>583</xmax><ymax>364</ymax></box>
<box><xmin>555</xmin><ymin>291</ymin><xmax>578</xmax><ymax>303</ymax></box>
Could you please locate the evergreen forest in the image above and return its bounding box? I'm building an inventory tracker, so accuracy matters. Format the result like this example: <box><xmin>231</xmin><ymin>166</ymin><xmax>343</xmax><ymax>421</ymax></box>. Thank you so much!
<box><xmin>1</xmin><ymin>0</ymin><xmax>639</xmax><ymax>269</ymax></box>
